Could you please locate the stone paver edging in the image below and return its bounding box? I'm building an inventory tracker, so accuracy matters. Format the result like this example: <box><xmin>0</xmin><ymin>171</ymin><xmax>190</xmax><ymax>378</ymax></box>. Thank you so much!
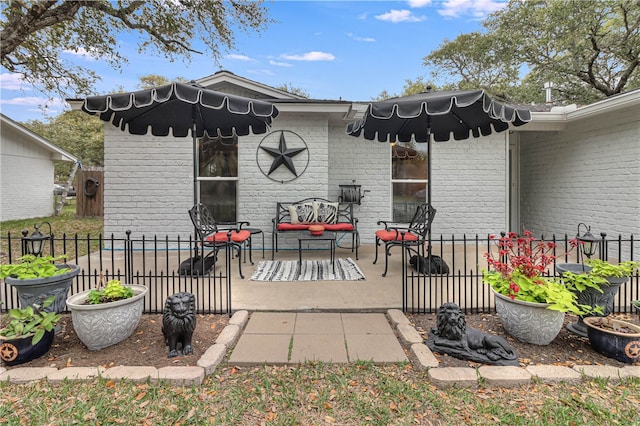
<box><xmin>1</xmin><ymin>309</ymin><xmax>639</xmax><ymax>387</ymax></box>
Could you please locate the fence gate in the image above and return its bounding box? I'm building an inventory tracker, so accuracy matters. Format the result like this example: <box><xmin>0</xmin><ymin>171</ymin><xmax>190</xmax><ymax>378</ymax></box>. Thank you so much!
<box><xmin>76</xmin><ymin>168</ymin><xmax>104</xmax><ymax>217</ymax></box>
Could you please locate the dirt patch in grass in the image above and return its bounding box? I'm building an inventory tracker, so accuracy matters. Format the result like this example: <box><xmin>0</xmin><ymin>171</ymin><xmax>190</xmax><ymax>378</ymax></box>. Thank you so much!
<box><xmin>5</xmin><ymin>311</ymin><xmax>639</xmax><ymax>370</ymax></box>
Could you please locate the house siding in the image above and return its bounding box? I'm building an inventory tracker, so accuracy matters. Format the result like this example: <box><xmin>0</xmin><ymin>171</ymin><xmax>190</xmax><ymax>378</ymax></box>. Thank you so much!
<box><xmin>0</xmin><ymin>125</ymin><xmax>55</xmax><ymax>221</ymax></box>
<box><xmin>431</xmin><ymin>133</ymin><xmax>508</xmax><ymax>237</ymax></box>
<box><xmin>519</xmin><ymin>106</ymin><xmax>640</xmax><ymax>258</ymax></box>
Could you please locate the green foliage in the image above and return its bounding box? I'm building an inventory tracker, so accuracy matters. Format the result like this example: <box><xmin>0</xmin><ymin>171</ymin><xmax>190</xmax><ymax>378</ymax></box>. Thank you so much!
<box><xmin>87</xmin><ymin>280</ymin><xmax>134</xmax><ymax>304</ymax></box>
<box><xmin>0</xmin><ymin>296</ymin><xmax>60</xmax><ymax>344</ymax></box>
<box><xmin>483</xmin><ymin>270</ymin><xmax>592</xmax><ymax>315</ymax></box>
<box><xmin>276</xmin><ymin>83</ymin><xmax>310</xmax><ymax>98</ymax></box>
<box><xmin>1</xmin><ymin>1</ymin><xmax>272</xmax><ymax>98</ymax></box>
<box><xmin>423</xmin><ymin>0</ymin><xmax>640</xmax><ymax>104</ymax></box>
<box><xmin>0</xmin><ymin>255</ymin><xmax>69</xmax><ymax>280</ymax></box>
<box><xmin>585</xmin><ymin>259</ymin><xmax>640</xmax><ymax>278</ymax></box>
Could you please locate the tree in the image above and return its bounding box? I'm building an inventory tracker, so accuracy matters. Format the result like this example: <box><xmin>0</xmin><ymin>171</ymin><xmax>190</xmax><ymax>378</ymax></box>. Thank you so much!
<box><xmin>374</xmin><ymin>77</ymin><xmax>438</xmax><ymax>100</ymax></box>
<box><xmin>24</xmin><ymin>111</ymin><xmax>104</xmax><ymax>180</ymax></box>
<box><xmin>276</xmin><ymin>83</ymin><xmax>310</xmax><ymax>98</ymax></box>
<box><xmin>1</xmin><ymin>1</ymin><xmax>272</xmax><ymax>97</ymax></box>
<box><xmin>424</xmin><ymin>0</ymin><xmax>640</xmax><ymax>104</ymax></box>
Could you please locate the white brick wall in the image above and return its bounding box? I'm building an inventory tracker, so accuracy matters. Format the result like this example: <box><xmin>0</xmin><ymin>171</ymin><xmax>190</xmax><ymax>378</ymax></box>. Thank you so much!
<box><xmin>431</xmin><ymin>133</ymin><xmax>508</xmax><ymax>237</ymax></box>
<box><xmin>519</xmin><ymin>106</ymin><xmax>640</xmax><ymax>258</ymax></box>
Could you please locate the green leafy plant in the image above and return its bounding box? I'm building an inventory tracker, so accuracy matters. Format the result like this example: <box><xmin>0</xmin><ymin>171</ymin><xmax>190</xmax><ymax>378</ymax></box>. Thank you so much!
<box><xmin>87</xmin><ymin>279</ymin><xmax>134</xmax><ymax>304</ymax></box>
<box><xmin>483</xmin><ymin>230</ymin><xmax>595</xmax><ymax>315</ymax></box>
<box><xmin>0</xmin><ymin>296</ymin><xmax>61</xmax><ymax>344</ymax></box>
<box><xmin>0</xmin><ymin>254</ymin><xmax>69</xmax><ymax>280</ymax></box>
<box><xmin>584</xmin><ymin>259</ymin><xmax>640</xmax><ymax>278</ymax></box>
<box><xmin>560</xmin><ymin>259</ymin><xmax>640</xmax><ymax>293</ymax></box>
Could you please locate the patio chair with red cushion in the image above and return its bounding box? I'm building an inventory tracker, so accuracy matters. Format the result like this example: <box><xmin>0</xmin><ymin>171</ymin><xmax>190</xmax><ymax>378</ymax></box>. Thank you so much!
<box><xmin>188</xmin><ymin>203</ymin><xmax>251</xmax><ymax>279</ymax></box>
<box><xmin>373</xmin><ymin>203</ymin><xmax>437</xmax><ymax>277</ymax></box>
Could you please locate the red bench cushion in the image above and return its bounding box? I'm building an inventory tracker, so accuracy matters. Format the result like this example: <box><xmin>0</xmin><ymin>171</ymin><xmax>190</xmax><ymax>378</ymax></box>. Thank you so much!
<box><xmin>205</xmin><ymin>230</ymin><xmax>251</xmax><ymax>243</ymax></box>
<box><xmin>375</xmin><ymin>229</ymin><xmax>419</xmax><ymax>242</ymax></box>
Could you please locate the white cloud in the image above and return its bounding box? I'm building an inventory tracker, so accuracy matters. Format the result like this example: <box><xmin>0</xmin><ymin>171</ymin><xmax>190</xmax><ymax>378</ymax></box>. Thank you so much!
<box><xmin>408</xmin><ymin>0</ymin><xmax>433</xmax><ymax>7</ymax></box>
<box><xmin>269</xmin><ymin>60</ymin><xmax>292</xmax><ymax>67</ymax></box>
<box><xmin>375</xmin><ymin>9</ymin><xmax>426</xmax><ymax>23</ymax></box>
<box><xmin>0</xmin><ymin>73</ymin><xmax>26</xmax><ymax>90</ymax></box>
<box><xmin>227</xmin><ymin>54</ymin><xmax>255</xmax><ymax>61</ymax></box>
<box><xmin>438</xmin><ymin>0</ymin><xmax>506</xmax><ymax>19</ymax></box>
<box><xmin>0</xmin><ymin>96</ymin><xmax>66</xmax><ymax>110</ymax></box>
<box><xmin>280</xmin><ymin>51</ymin><xmax>335</xmax><ymax>61</ymax></box>
<box><xmin>62</xmin><ymin>47</ymin><xmax>98</xmax><ymax>61</ymax></box>
<box><xmin>346</xmin><ymin>33</ymin><xmax>376</xmax><ymax>43</ymax></box>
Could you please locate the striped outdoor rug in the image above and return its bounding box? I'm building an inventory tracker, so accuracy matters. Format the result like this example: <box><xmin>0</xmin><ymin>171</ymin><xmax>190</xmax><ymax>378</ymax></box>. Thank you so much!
<box><xmin>249</xmin><ymin>258</ymin><xmax>365</xmax><ymax>282</ymax></box>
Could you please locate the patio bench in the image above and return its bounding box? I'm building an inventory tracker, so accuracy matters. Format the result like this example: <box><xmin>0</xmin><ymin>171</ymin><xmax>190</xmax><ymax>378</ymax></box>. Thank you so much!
<box><xmin>272</xmin><ymin>197</ymin><xmax>359</xmax><ymax>260</ymax></box>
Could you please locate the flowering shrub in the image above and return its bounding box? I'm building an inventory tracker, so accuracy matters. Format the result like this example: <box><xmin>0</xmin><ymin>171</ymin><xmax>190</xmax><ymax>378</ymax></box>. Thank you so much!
<box><xmin>483</xmin><ymin>230</ymin><xmax>595</xmax><ymax>314</ymax></box>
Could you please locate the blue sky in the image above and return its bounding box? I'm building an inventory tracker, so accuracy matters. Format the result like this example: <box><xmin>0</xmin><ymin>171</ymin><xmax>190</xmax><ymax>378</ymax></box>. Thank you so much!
<box><xmin>0</xmin><ymin>0</ymin><xmax>507</xmax><ymax>122</ymax></box>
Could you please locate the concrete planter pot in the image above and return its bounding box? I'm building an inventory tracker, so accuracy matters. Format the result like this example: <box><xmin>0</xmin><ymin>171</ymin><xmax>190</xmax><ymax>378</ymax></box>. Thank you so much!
<box><xmin>584</xmin><ymin>317</ymin><xmax>640</xmax><ymax>364</ymax></box>
<box><xmin>5</xmin><ymin>264</ymin><xmax>80</xmax><ymax>314</ymax></box>
<box><xmin>66</xmin><ymin>285</ymin><xmax>148</xmax><ymax>350</ymax></box>
<box><xmin>493</xmin><ymin>290</ymin><xmax>565</xmax><ymax>345</ymax></box>
<box><xmin>556</xmin><ymin>263</ymin><xmax>628</xmax><ymax>337</ymax></box>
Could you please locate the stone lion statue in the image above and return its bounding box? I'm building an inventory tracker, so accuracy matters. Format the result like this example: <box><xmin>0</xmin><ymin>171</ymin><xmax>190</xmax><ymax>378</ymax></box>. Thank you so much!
<box><xmin>426</xmin><ymin>302</ymin><xmax>519</xmax><ymax>366</ymax></box>
<box><xmin>162</xmin><ymin>292</ymin><xmax>197</xmax><ymax>358</ymax></box>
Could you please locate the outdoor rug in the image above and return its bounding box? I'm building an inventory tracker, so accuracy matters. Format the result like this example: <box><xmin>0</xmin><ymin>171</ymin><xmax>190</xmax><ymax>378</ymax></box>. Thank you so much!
<box><xmin>249</xmin><ymin>258</ymin><xmax>365</xmax><ymax>282</ymax></box>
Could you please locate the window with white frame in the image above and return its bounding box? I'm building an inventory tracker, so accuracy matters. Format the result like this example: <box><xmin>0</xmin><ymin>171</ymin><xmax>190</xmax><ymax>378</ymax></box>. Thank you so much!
<box><xmin>391</xmin><ymin>142</ymin><xmax>428</xmax><ymax>222</ymax></box>
<box><xmin>198</xmin><ymin>135</ymin><xmax>238</xmax><ymax>222</ymax></box>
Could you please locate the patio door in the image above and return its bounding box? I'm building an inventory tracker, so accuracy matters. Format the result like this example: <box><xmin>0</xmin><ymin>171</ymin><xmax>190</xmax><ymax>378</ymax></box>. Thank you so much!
<box><xmin>197</xmin><ymin>135</ymin><xmax>238</xmax><ymax>222</ymax></box>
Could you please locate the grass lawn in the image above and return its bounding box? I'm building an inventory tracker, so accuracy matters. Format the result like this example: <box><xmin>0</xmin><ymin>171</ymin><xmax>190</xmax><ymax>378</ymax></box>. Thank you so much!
<box><xmin>1</xmin><ymin>363</ymin><xmax>639</xmax><ymax>425</ymax></box>
<box><xmin>0</xmin><ymin>199</ymin><xmax>103</xmax><ymax>262</ymax></box>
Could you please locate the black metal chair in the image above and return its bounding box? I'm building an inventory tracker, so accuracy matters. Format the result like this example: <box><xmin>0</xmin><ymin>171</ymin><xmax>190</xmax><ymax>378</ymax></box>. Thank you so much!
<box><xmin>373</xmin><ymin>203</ymin><xmax>437</xmax><ymax>277</ymax></box>
<box><xmin>188</xmin><ymin>203</ymin><xmax>252</xmax><ymax>279</ymax></box>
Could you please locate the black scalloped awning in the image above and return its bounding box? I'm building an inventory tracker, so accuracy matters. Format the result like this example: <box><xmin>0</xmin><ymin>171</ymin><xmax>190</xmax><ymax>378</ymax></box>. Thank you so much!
<box><xmin>346</xmin><ymin>90</ymin><xmax>531</xmax><ymax>143</ymax></box>
<box><xmin>82</xmin><ymin>81</ymin><xmax>279</xmax><ymax>138</ymax></box>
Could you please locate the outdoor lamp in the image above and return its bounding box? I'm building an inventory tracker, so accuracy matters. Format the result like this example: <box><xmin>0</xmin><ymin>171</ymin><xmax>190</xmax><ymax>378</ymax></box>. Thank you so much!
<box><xmin>576</xmin><ymin>222</ymin><xmax>600</xmax><ymax>261</ymax></box>
<box><xmin>21</xmin><ymin>222</ymin><xmax>53</xmax><ymax>257</ymax></box>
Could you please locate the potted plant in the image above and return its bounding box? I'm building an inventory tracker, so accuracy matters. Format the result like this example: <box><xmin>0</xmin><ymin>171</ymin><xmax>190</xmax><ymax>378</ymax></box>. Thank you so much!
<box><xmin>65</xmin><ymin>275</ymin><xmax>147</xmax><ymax>350</ymax></box>
<box><xmin>0</xmin><ymin>254</ymin><xmax>80</xmax><ymax>314</ymax></box>
<box><xmin>583</xmin><ymin>316</ymin><xmax>640</xmax><ymax>364</ymax></box>
<box><xmin>0</xmin><ymin>296</ymin><xmax>60</xmax><ymax>366</ymax></box>
<box><xmin>483</xmin><ymin>231</ymin><xmax>595</xmax><ymax>345</ymax></box>
<box><xmin>557</xmin><ymin>259</ymin><xmax>640</xmax><ymax>337</ymax></box>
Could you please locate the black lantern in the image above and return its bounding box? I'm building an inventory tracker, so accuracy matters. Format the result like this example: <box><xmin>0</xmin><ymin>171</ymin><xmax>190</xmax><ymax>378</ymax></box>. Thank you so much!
<box><xmin>576</xmin><ymin>223</ymin><xmax>600</xmax><ymax>262</ymax></box>
<box><xmin>21</xmin><ymin>222</ymin><xmax>53</xmax><ymax>257</ymax></box>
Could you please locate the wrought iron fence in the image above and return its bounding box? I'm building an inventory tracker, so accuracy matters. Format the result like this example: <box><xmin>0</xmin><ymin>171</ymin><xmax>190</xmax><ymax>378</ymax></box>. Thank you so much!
<box><xmin>402</xmin><ymin>234</ymin><xmax>639</xmax><ymax>314</ymax></box>
<box><xmin>2</xmin><ymin>231</ymin><xmax>637</xmax><ymax>315</ymax></box>
<box><xmin>1</xmin><ymin>231</ymin><xmax>231</xmax><ymax>314</ymax></box>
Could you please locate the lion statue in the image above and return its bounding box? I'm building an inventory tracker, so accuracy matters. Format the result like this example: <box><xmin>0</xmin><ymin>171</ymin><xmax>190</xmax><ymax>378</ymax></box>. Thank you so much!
<box><xmin>426</xmin><ymin>302</ymin><xmax>518</xmax><ymax>366</ymax></box>
<box><xmin>162</xmin><ymin>292</ymin><xmax>197</xmax><ymax>358</ymax></box>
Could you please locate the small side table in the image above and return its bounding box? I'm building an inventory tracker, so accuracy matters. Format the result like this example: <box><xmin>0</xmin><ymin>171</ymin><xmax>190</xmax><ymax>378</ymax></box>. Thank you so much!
<box><xmin>243</xmin><ymin>228</ymin><xmax>264</xmax><ymax>263</ymax></box>
<box><xmin>297</xmin><ymin>232</ymin><xmax>336</xmax><ymax>273</ymax></box>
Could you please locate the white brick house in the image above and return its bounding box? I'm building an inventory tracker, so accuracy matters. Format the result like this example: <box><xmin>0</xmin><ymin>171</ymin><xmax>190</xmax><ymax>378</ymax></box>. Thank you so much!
<box><xmin>86</xmin><ymin>73</ymin><xmax>640</xmax><ymax>251</ymax></box>
<box><xmin>0</xmin><ymin>113</ymin><xmax>78</xmax><ymax>222</ymax></box>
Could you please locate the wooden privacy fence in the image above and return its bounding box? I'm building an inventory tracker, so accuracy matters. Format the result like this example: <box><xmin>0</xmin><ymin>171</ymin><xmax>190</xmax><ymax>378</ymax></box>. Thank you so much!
<box><xmin>76</xmin><ymin>168</ymin><xmax>103</xmax><ymax>217</ymax></box>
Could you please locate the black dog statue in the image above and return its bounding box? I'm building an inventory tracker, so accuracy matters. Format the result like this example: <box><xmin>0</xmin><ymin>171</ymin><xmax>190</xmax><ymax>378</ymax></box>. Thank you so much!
<box><xmin>162</xmin><ymin>292</ymin><xmax>197</xmax><ymax>358</ymax></box>
<box><xmin>410</xmin><ymin>254</ymin><xmax>450</xmax><ymax>275</ymax></box>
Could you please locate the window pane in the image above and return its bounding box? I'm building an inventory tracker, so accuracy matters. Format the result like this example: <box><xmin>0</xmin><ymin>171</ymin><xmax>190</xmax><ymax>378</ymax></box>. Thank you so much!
<box><xmin>391</xmin><ymin>143</ymin><xmax>427</xmax><ymax>180</ymax></box>
<box><xmin>200</xmin><ymin>180</ymin><xmax>237</xmax><ymax>222</ymax></box>
<box><xmin>199</xmin><ymin>136</ymin><xmax>238</xmax><ymax>177</ymax></box>
<box><xmin>393</xmin><ymin>182</ymin><xmax>427</xmax><ymax>223</ymax></box>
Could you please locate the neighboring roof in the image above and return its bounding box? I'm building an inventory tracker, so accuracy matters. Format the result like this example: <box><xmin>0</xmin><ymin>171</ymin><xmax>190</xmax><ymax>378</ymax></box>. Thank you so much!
<box><xmin>0</xmin><ymin>113</ymin><xmax>78</xmax><ymax>162</ymax></box>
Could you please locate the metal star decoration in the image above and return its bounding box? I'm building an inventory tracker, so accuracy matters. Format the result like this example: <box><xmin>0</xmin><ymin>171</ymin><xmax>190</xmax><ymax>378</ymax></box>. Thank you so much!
<box><xmin>260</xmin><ymin>131</ymin><xmax>307</xmax><ymax>176</ymax></box>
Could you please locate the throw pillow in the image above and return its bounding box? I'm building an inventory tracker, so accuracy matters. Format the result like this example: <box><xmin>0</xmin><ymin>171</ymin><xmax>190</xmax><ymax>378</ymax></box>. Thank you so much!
<box><xmin>288</xmin><ymin>203</ymin><xmax>316</xmax><ymax>224</ymax></box>
<box><xmin>314</xmin><ymin>201</ymin><xmax>339</xmax><ymax>224</ymax></box>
